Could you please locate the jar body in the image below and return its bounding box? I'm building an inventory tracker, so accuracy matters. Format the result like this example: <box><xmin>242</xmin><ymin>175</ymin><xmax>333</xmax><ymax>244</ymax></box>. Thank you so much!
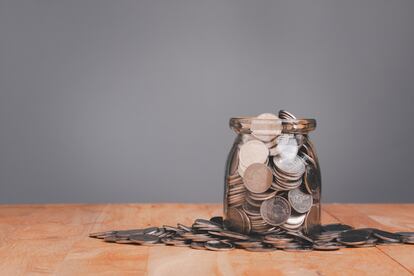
<box><xmin>223</xmin><ymin>117</ymin><xmax>320</xmax><ymax>234</ymax></box>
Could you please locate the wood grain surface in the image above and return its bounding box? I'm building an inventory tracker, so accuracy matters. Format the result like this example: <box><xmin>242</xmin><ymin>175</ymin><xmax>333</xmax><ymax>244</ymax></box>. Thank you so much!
<box><xmin>0</xmin><ymin>204</ymin><xmax>413</xmax><ymax>275</ymax></box>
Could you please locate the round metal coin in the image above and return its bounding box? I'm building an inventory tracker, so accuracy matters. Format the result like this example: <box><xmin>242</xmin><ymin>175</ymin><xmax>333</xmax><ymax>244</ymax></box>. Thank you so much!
<box><xmin>239</xmin><ymin>140</ymin><xmax>269</xmax><ymax>168</ymax></box>
<box><xmin>260</xmin><ymin>196</ymin><xmax>291</xmax><ymax>226</ymax></box>
<box><xmin>288</xmin><ymin>188</ymin><xmax>313</xmax><ymax>213</ymax></box>
<box><xmin>205</xmin><ymin>240</ymin><xmax>234</xmax><ymax>251</ymax></box>
<box><xmin>243</xmin><ymin>163</ymin><xmax>273</xmax><ymax>193</ymax></box>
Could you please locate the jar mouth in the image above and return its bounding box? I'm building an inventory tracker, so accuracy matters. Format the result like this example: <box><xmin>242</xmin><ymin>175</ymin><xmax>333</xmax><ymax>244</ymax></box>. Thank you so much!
<box><xmin>230</xmin><ymin>117</ymin><xmax>316</xmax><ymax>134</ymax></box>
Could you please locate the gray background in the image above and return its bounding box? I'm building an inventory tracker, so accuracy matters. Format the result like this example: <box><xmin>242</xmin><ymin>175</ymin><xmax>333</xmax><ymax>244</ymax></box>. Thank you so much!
<box><xmin>1</xmin><ymin>0</ymin><xmax>413</xmax><ymax>204</ymax></box>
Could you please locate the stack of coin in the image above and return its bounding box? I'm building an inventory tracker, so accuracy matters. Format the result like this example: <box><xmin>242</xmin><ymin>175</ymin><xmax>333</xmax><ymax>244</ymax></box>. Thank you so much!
<box><xmin>226</xmin><ymin>174</ymin><xmax>246</xmax><ymax>208</ymax></box>
<box><xmin>225</xmin><ymin>110</ymin><xmax>319</xmax><ymax>235</ymax></box>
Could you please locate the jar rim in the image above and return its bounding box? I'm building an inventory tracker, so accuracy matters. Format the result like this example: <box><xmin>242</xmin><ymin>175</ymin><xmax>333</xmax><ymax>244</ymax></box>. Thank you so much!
<box><xmin>229</xmin><ymin>116</ymin><xmax>316</xmax><ymax>134</ymax></box>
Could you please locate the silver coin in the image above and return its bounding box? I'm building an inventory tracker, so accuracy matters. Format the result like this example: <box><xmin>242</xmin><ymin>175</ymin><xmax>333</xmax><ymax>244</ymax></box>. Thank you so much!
<box><xmin>205</xmin><ymin>240</ymin><xmax>234</xmax><ymax>251</ymax></box>
<box><xmin>89</xmin><ymin>230</ymin><xmax>115</xmax><ymax>238</ymax></box>
<box><xmin>278</xmin><ymin>110</ymin><xmax>297</xmax><ymax>120</ymax></box>
<box><xmin>288</xmin><ymin>188</ymin><xmax>313</xmax><ymax>213</ymax></box>
<box><xmin>129</xmin><ymin>234</ymin><xmax>160</xmax><ymax>244</ymax></box>
<box><xmin>251</xmin><ymin>113</ymin><xmax>282</xmax><ymax>142</ymax></box>
<box><xmin>190</xmin><ymin>242</ymin><xmax>207</xmax><ymax>250</ymax></box>
<box><xmin>274</xmin><ymin>134</ymin><xmax>299</xmax><ymax>160</ymax></box>
<box><xmin>239</xmin><ymin>140</ymin><xmax>269</xmax><ymax>168</ymax></box>
<box><xmin>273</xmin><ymin>155</ymin><xmax>305</xmax><ymax>176</ymax></box>
<box><xmin>260</xmin><ymin>196</ymin><xmax>291</xmax><ymax>226</ymax></box>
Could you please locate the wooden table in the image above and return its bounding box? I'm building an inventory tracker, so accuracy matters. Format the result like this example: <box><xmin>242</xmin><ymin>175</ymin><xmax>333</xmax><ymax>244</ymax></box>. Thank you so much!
<box><xmin>0</xmin><ymin>204</ymin><xmax>413</xmax><ymax>275</ymax></box>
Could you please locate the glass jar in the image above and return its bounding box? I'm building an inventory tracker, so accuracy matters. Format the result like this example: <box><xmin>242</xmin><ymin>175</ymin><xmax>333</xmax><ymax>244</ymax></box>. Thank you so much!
<box><xmin>223</xmin><ymin>111</ymin><xmax>320</xmax><ymax>235</ymax></box>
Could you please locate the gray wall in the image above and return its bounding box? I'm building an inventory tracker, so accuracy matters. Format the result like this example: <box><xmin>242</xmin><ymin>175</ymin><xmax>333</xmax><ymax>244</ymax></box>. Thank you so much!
<box><xmin>1</xmin><ymin>0</ymin><xmax>413</xmax><ymax>204</ymax></box>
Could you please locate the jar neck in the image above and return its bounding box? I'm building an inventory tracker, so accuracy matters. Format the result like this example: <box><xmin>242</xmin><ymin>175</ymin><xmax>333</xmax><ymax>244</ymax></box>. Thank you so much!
<box><xmin>229</xmin><ymin>117</ymin><xmax>316</xmax><ymax>135</ymax></box>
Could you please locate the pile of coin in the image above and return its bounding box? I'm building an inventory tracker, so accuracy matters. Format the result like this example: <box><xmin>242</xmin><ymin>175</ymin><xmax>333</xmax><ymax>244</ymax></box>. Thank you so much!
<box><xmin>224</xmin><ymin>110</ymin><xmax>321</xmax><ymax>234</ymax></box>
<box><xmin>89</xmin><ymin>217</ymin><xmax>414</xmax><ymax>252</ymax></box>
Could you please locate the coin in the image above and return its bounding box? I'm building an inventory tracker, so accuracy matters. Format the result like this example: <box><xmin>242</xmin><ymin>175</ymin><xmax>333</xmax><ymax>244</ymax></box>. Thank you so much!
<box><xmin>89</xmin><ymin>230</ymin><xmax>115</xmax><ymax>238</ymax></box>
<box><xmin>251</xmin><ymin>113</ymin><xmax>282</xmax><ymax>142</ymax></box>
<box><xmin>395</xmin><ymin>232</ymin><xmax>414</xmax><ymax>237</ymax></box>
<box><xmin>288</xmin><ymin>188</ymin><xmax>313</xmax><ymax>213</ymax></box>
<box><xmin>321</xmin><ymin>224</ymin><xmax>353</xmax><ymax>232</ymax></box>
<box><xmin>244</xmin><ymin>246</ymin><xmax>277</xmax><ymax>252</ymax></box>
<box><xmin>225</xmin><ymin>208</ymin><xmax>251</xmax><ymax>234</ymax></box>
<box><xmin>177</xmin><ymin>224</ymin><xmax>192</xmax><ymax>232</ymax></box>
<box><xmin>278</xmin><ymin>110</ymin><xmax>297</xmax><ymax>120</ymax></box>
<box><xmin>260</xmin><ymin>196</ymin><xmax>291</xmax><ymax>226</ymax></box>
<box><xmin>313</xmin><ymin>242</ymin><xmax>341</xmax><ymax>251</ymax></box>
<box><xmin>243</xmin><ymin>163</ymin><xmax>273</xmax><ymax>193</ymax></box>
<box><xmin>274</xmin><ymin>134</ymin><xmax>299</xmax><ymax>160</ymax></box>
<box><xmin>283</xmin><ymin>214</ymin><xmax>306</xmax><ymax>230</ymax></box>
<box><xmin>337</xmin><ymin>229</ymin><xmax>371</xmax><ymax>245</ymax></box>
<box><xmin>103</xmin><ymin>235</ymin><xmax>118</xmax><ymax>242</ymax></box>
<box><xmin>273</xmin><ymin>155</ymin><xmax>305</xmax><ymax>176</ymax></box>
<box><xmin>129</xmin><ymin>234</ymin><xmax>160</xmax><ymax>245</ymax></box>
<box><xmin>210</xmin><ymin>216</ymin><xmax>224</xmax><ymax>226</ymax></box>
<box><xmin>190</xmin><ymin>242</ymin><xmax>206</xmax><ymax>250</ymax></box>
<box><xmin>239</xmin><ymin>140</ymin><xmax>269</xmax><ymax>168</ymax></box>
<box><xmin>205</xmin><ymin>240</ymin><xmax>234</xmax><ymax>251</ymax></box>
<box><xmin>208</xmin><ymin>230</ymin><xmax>250</xmax><ymax>240</ymax></box>
<box><xmin>372</xmin><ymin>229</ymin><xmax>401</xmax><ymax>243</ymax></box>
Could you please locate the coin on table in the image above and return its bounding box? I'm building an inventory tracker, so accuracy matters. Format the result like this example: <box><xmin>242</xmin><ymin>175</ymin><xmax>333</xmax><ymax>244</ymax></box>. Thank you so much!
<box><xmin>208</xmin><ymin>230</ymin><xmax>250</xmax><ymax>240</ymax></box>
<box><xmin>313</xmin><ymin>242</ymin><xmax>341</xmax><ymax>251</ymax></box>
<box><xmin>372</xmin><ymin>229</ymin><xmax>401</xmax><ymax>243</ymax></box>
<box><xmin>204</xmin><ymin>240</ymin><xmax>235</xmax><ymax>251</ymax></box>
<box><xmin>129</xmin><ymin>234</ymin><xmax>160</xmax><ymax>245</ymax></box>
<box><xmin>243</xmin><ymin>163</ymin><xmax>273</xmax><ymax>193</ymax></box>
<box><xmin>239</xmin><ymin>140</ymin><xmax>269</xmax><ymax>168</ymax></box>
<box><xmin>251</xmin><ymin>113</ymin><xmax>281</xmax><ymax>142</ymax></box>
<box><xmin>321</xmin><ymin>224</ymin><xmax>353</xmax><ymax>233</ymax></box>
<box><xmin>89</xmin><ymin>230</ymin><xmax>115</xmax><ymax>238</ymax></box>
<box><xmin>244</xmin><ymin>246</ymin><xmax>277</xmax><ymax>252</ymax></box>
<box><xmin>337</xmin><ymin>229</ymin><xmax>371</xmax><ymax>245</ymax></box>
<box><xmin>288</xmin><ymin>188</ymin><xmax>313</xmax><ymax>213</ymax></box>
<box><xmin>260</xmin><ymin>196</ymin><xmax>291</xmax><ymax>226</ymax></box>
<box><xmin>190</xmin><ymin>242</ymin><xmax>207</xmax><ymax>250</ymax></box>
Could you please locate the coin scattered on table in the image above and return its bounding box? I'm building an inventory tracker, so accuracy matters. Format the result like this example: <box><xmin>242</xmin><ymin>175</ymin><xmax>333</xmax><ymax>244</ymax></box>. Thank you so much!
<box><xmin>90</xmin><ymin>217</ymin><xmax>414</xmax><ymax>252</ymax></box>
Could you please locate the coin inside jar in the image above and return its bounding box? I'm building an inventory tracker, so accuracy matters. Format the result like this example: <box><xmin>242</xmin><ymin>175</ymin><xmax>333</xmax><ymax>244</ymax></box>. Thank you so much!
<box><xmin>251</xmin><ymin>113</ymin><xmax>282</xmax><ymax>142</ymax></box>
<box><xmin>239</xmin><ymin>140</ymin><xmax>269</xmax><ymax>168</ymax></box>
<box><xmin>288</xmin><ymin>188</ymin><xmax>313</xmax><ymax>213</ymax></box>
<box><xmin>225</xmin><ymin>207</ymin><xmax>251</xmax><ymax>234</ymax></box>
<box><xmin>243</xmin><ymin>163</ymin><xmax>273</xmax><ymax>193</ymax></box>
<box><xmin>260</xmin><ymin>196</ymin><xmax>291</xmax><ymax>226</ymax></box>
